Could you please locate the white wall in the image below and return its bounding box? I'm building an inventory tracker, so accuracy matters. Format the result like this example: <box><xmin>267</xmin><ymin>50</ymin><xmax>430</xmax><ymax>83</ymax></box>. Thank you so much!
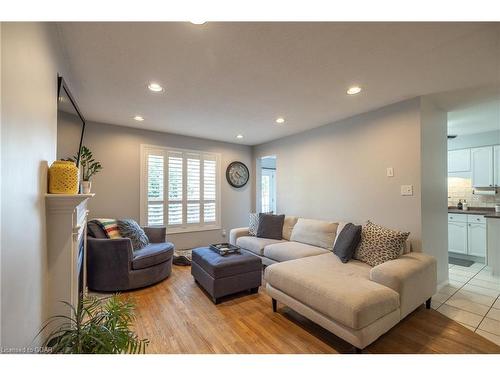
<box><xmin>83</xmin><ymin>121</ymin><xmax>253</xmax><ymax>250</ymax></box>
<box><xmin>1</xmin><ymin>23</ymin><xmax>68</xmax><ymax>348</ymax></box>
<box><xmin>420</xmin><ymin>97</ymin><xmax>449</xmax><ymax>285</ymax></box>
<box><xmin>448</xmin><ymin>130</ymin><xmax>500</xmax><ymax>150</ymax></box>
<box><xmin>254</xmin><ymin>99</ymin><xmax>423</xmax><ymax>249</ymax></box>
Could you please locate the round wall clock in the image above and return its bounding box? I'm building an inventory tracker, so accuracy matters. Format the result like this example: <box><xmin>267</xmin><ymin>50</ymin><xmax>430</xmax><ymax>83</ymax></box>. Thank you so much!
<box><xmin>226</xmin><ymin>161</ymin><xmax>249</xmax><ymax>188</ymax></box>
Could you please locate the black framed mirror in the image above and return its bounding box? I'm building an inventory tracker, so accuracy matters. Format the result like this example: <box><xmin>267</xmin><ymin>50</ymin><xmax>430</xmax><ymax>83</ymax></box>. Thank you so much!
<box><xmin>56</xmin><ymin>76</ymin><xmax>85</xmax><ymax>167</ymax></box>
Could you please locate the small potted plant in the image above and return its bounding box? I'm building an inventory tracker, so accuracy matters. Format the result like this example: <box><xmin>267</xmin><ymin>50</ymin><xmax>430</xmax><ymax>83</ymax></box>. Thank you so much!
<box><xmin>70</xmin><ymin>146</ymin><xmax>102</xmax><ymax>194</ymax></box>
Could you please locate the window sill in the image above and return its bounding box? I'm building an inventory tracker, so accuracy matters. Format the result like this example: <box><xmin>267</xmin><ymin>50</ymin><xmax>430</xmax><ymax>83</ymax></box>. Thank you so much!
<box><xmin>167</xmin><ymin>225</ymin><xmax>221</xmax><ymax>235</ymax></box>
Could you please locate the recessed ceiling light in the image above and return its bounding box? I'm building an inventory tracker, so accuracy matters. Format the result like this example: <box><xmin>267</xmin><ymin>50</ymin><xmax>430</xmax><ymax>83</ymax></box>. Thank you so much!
<box><xmin>236</xmin><ymin>134</ymin><xmax>244</xmax><ymax>139</ymax></box>
<box><xmin>190</xmin><ymin>20</ymin><xmax>206</xmax><ymax>25</ymax></box>
<box><xmin>133</xmin><ymin>115</ymin><xmax>144</xmax><ymax>122</ymax></box>
<box><xmin>347</xmin><ymin>86</ymin><xmax>362</xmax><ymax>95</ymax></box>
<box><xmin>148</xmin><ymin>82</ymin><xmax>164</xmax><ymax>93</ymax></box>
<box><xmin>275</xmin><ymin>117</ymin><xmax>285</xmax><ymax>124</ymax></box>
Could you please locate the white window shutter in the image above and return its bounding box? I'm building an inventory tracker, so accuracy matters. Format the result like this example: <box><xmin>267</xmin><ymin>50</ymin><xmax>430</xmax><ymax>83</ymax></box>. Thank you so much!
<box><xmin>142</xmin><ymin>145</ymin><xmax>220</xmax><ymax>233</ymax></box>
<box><xmin>147</xmin><ymin>153</ymin><xmax>164</xmax><ymax>226</ymax></box>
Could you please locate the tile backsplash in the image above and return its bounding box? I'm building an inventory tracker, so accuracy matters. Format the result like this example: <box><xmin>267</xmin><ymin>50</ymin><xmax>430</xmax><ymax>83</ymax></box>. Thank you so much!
<box><xmin>448</xmin><ymin>176</ymin><xmax>500</xmax><ymax>208</ymax></box>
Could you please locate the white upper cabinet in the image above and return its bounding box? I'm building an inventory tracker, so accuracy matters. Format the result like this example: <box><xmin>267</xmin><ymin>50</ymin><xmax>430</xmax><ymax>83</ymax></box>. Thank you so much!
<box><xmin>471</xmin><ymin>146</ymin><xmax>494</xmax><ymax>187</ymax></box>
<box><xmin>495</xmin><ymin>145</ymin><xmax>500</xmax><ymax>187</ymax></box>
<box><xmin>448</xmin><ymin>149</ymin><xmax>471</xmax><ymax>173</ymax></box>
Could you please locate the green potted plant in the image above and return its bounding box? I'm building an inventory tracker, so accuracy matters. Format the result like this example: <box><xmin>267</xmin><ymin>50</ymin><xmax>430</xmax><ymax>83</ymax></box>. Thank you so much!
<box><xmin>37</xmin><ymin>295</ymin><xmax>149</xmax><ymax>354</ymax></box>
<box><xmin>69</xmin><ymin>146</ymin><xmax>102</xmax><ymax>194</ymax></box>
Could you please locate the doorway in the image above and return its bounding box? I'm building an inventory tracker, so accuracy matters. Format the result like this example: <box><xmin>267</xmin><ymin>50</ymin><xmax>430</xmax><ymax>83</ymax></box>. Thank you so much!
<box><xmin>259</xmin><ymin>156</ymin><xmax>277</xmax><ymax>213</ymax></box>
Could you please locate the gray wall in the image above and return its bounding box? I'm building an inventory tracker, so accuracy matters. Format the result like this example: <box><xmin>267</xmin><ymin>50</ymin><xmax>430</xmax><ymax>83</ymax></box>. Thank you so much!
<box><xmin>448</xmin><ymin>130</ymin><xmax>500</xmax><ymax>150</ymax></box>
<box><xmin>1</xmin><ymin>23</ymin><xmax>69</xmax><ymax>348</ymax></box>
<box><xmin>420</xmin><ymin>97</ymin><xmax>448</xmax><ymax>285</ymax></box>
<box><xmin>254</xmin><ymin>98</ymin><xmax>423</xmax><ymax>249</ymax></box>
<box><xmin>83</xmin><ymin>121</ymin><xmax>253</xmax><ymax>249</ymax></box>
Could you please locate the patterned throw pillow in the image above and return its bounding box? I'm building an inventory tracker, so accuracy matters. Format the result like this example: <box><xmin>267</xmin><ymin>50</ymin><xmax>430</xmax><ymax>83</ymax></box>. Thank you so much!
<box><xmin>248</xmin><ymin>213</ymin><xmax>260</xmax><ymax>236</ymax></box>
<box><xmin>354</xmin><ymin>221</ymin><xmax>410</xmax><ymax>267</ymax></box>
<box><xmin>90</xmin><ymin>218</ymin><xmax>122</xmax><ymax>239</ymax></box>
<box><xmin>117</xmin><ymin>219</ymin><xmax>150</xmax><ymax>251</ymax></box>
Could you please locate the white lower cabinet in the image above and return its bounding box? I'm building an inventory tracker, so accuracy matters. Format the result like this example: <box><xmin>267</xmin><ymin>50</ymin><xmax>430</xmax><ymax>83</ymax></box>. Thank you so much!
<box><xmin>448</xmin><ymin>213</ymin><xmax>487</xmax><ymax>259</ymax></box>
<box><xmin>467</xmin><ymin>222</ymin><xmax>487</xmax><ymax>257</ymax></box>
<box><xmin>448</xmin><ymin>221</ymin><xmax>468</xmax><ymax>254</ymax></box>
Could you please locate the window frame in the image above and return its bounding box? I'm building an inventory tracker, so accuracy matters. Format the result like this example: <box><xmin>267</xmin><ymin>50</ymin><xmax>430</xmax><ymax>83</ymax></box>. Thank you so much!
<box><xmin>140</xmin><ymin>144</ymin><xmax>222</xmax><ymax>234</ymax></box>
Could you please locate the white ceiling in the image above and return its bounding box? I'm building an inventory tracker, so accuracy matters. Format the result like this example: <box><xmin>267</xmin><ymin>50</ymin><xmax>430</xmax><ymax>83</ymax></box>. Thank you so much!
<box><xmin>56</xmin><ymin>22</ymin><xmax>500</xmax><ymax>145</ymax></box>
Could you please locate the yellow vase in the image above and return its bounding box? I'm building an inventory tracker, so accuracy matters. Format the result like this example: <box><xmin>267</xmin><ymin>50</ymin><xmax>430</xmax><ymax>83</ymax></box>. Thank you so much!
<box><xmin>48</xmin><ymin>161</ymin><xmax>79</xmax><ymax>194</ymax></box>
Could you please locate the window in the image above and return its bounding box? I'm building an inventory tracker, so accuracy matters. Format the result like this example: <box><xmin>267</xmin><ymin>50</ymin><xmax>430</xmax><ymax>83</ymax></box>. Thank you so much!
<box><xmin>141</xmin><ymin>145</ymin><xmax>221</xmax><ymax>233</ymax></box>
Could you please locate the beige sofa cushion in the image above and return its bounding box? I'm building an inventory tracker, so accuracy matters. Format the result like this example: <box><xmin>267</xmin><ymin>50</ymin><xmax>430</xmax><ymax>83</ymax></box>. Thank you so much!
<box><xmin>263</xmin><ymin>241</ymin><xmax>329</xmax><ymax>262</ymax></box>
<box><xmin>290</xmin><ymin>218</ymin><xmax>338</xmax><ymax>249</ymax></box>
<box><xmin>236</xmin><ymin>236</ymin><xmax>285</xmax><ymax>256</ymax></box>
<box><xmin>282</xmin><ymin>216</ymin><xmax>299</xmax><ymax>241</ymax></box>
<box><xmin>264</xmin><ymin>253</ymin><xmax>399</xmax><ymax>330</ymax></box>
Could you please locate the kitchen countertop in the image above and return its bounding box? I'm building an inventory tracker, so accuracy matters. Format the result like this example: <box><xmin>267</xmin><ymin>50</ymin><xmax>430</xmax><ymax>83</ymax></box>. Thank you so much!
<box><xmin>448</xmin><ymin>207</ymin><xmax>500</xmax><ymax>219</ymax></box>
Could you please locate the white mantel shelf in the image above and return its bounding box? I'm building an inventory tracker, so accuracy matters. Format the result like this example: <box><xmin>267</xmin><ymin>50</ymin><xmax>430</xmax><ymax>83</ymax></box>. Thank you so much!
<box><xmin>45</xmin><ymin>193</ymin><xmax>95</xmax><ymax>212</ymax></box>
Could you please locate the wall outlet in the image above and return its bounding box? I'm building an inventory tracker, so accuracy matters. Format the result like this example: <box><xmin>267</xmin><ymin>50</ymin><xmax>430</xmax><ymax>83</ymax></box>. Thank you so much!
<box><xmin>386</xmin><ymin>167</ymin><xmax>394</xmax><ymax>177</ymax></box>
<box><xmin>401</xmin><ymin>185</ymin><xmax>413</xmax><ymax>196</ymax></box>
<box><xmin>221</xmin><ymin>229</ymin><xmax>226</xmax><ymax>237</ymax></box>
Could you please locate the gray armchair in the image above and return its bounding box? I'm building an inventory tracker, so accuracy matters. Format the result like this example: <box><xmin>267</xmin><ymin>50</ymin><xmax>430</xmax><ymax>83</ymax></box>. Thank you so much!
<box><xmin>86</xmin><ymin>223</ymin><xmax>174</xmax><ymax>292</ymax></box>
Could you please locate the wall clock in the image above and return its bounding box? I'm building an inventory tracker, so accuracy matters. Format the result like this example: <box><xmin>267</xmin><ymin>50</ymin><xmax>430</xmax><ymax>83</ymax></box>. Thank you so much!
<box><xmin>226</xmin><ymin>161</ymin><xmax>249</xmax><ymax>188</ymax></box>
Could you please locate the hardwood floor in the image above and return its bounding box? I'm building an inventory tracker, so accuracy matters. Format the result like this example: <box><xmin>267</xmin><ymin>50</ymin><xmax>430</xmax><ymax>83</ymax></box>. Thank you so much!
<box><xmin>121</xmin><ymin>265</ymin><xmax>500</xmax><ymax>354</ymax></box>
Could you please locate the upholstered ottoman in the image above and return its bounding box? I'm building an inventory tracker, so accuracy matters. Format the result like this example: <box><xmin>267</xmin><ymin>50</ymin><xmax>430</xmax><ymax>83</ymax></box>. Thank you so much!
<box><xmin>191</xmin><ymin>247</ymin><xmax>262</xmax><ymax>304</ymax></box>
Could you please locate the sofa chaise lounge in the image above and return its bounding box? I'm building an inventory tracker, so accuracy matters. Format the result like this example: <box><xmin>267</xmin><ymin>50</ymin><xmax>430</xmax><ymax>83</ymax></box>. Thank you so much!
<box><xmin>230</xmin><ymin>217</ymin><xmax>437</xmax><ymax>352</ymax></box>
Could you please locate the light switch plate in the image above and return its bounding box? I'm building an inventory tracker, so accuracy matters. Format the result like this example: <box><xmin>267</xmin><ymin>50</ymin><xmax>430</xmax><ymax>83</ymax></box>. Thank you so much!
<box><xmin>401</xmin><ymin>185</ymin><xmax>413</xmax><ymax>196</ymax></box>
<box><xmin>387</xmin><ymin>167</ymin><xmax>394</xmax><ymax>177</ymax></box>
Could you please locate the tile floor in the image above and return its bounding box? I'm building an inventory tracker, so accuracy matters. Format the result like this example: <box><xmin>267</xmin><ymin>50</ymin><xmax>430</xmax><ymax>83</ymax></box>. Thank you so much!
<box><xmin>433</xmin><ymin>262</ymin><xmax>500</xmax><ymax>346</ymax></box>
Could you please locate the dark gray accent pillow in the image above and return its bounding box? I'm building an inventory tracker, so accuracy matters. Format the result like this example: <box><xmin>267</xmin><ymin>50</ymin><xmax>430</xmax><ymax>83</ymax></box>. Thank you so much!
<box><xmin>257</xmin><ymin>213</ymin><xmax>285</xmax><ymax>240</ymax></box>
<box><xmin>117</xmin><ymin>219</ymin><xmax>150</xmax><ymax>251</ymax></box>
<box><xmin>87</xmin><ymin>221</ymin><xmax>107</xmax><ymax>238</ymax></box>
<box><xmin>333</xmin><ymin>223</ymin><xmax>362</xmax><ymax>263</ymax></box>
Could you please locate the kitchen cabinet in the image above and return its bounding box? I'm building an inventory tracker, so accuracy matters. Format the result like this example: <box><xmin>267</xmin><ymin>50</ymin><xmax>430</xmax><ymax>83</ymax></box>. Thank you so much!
<box><xmin>448</xmin><ymin>213</ymin><xmax>487</xmax><ymax>259</ymax></box>
<box><xmin>471</xmin><ymin>146</ymin><xmax>494</xmax><ymax>188</ymax></box>
<box><xmin>467</xmin><ymin>222</ymin><xmax>487</xmax><ymax>257</ymax></box>
<box><xmin>448</xmin><ymin>149</ymin><xmax>471</xmax><ymax>173</ymax></box>
<box><xmin>448</xmin><ymin>214</ymin><xmax>468</xmax><ymax>255</ymax></box>
<box><xmin>495</xmin><ymin>145</ymin><xmax>500</xmax><ymax>187</ymax></box>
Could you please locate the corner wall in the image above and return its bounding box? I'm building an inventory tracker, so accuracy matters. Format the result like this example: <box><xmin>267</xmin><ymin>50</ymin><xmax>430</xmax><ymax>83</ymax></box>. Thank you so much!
<box><xmin>1</xmin><ymin>23</ymin><xmax>68</xmax><ymax>348</ymax></box>
<box><xmin>253</xmin><ymin>98</ymin><xmax>423</xmax><ymax>249</ymax></box>
<box><xmin>420</xmin><ymin>97</ymin><xmax>448</xmax><ymax>285</ymax></box>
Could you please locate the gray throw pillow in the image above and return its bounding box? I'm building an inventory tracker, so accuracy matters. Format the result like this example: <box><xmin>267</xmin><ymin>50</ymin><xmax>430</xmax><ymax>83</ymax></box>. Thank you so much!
<box><xmin>117</xmin><ymin>219</ymin><xmax>149</xmax><ymax>251</ymax></box>
<box><xmin>257</xmin><ymin>213</ymin><xmax>285</xmax><ymax>240</ymax></box>
<box><xmin>333</xmin><ymin>223</ymin><xmax>362</xmax><ymax>263</ymax></box>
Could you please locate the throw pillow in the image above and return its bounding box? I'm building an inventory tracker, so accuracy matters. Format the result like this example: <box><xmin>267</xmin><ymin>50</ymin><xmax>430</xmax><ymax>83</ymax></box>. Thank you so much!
<box><xmin>282</xmin><ymin>216</ymin><xmax>299</xmax><ymax>241</ymax></box>
<box><xmin>290</xmin><ymin>218</ymin><xmax>338</xmax><ymax>249</ymax></box>
<box><xmin>248</xmin><ymin>213</ymin><xmax>259</xmax><ymax>236</ymax></box>
<box><xmin>117</xmin><ymin>219</ymin><xmax>150</xmax><ymax>251</ymax></box>
<box><xmin>333</xmin><ymin>223</ymin><xmax>362</xmax><ymax>263</ymax></box>
<box><xmin>90</xmin><ymin>218</ymin><xmax>122</xmax><ymax>239</ymax></box>
<box><xmin>354</xmin><ymin>221</ymin><xmax>410</xmax><ymax>267</ymax></box>
<box><xmin>256</xmin><ymin>213</ymin><xmax>285</xmax><ymax>240</ymax></box>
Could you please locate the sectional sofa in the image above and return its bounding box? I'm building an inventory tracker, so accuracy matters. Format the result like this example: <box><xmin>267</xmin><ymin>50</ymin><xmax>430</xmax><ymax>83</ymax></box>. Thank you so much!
<box><xmin>229</xmin><ymin>217</ymin><xmax>437</xmax><ymax>352</ymax></box>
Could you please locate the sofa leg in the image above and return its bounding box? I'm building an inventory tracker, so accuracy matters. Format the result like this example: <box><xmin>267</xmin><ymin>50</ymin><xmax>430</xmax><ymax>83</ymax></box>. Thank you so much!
<box><xmin>426</xmin><ymin>297</ymin><xmax>431</xmax><ymax>309</ymax></box>
<box><xmin>272</xmin><ymin>298</ymin><xmax>277</xmax><ymax>312</ymax></box>
<box><xmin>354</xmin><ymin>347</ymin><xmax>362</xmax><ymax>354</ymax></box>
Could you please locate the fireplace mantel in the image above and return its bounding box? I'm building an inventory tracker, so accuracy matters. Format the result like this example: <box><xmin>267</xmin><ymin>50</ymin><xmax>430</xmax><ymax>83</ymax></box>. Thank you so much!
<box><xmin>45</xmin><ymin>193</ymin><xmax>94</xmax><ymax>321</ymax></box>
